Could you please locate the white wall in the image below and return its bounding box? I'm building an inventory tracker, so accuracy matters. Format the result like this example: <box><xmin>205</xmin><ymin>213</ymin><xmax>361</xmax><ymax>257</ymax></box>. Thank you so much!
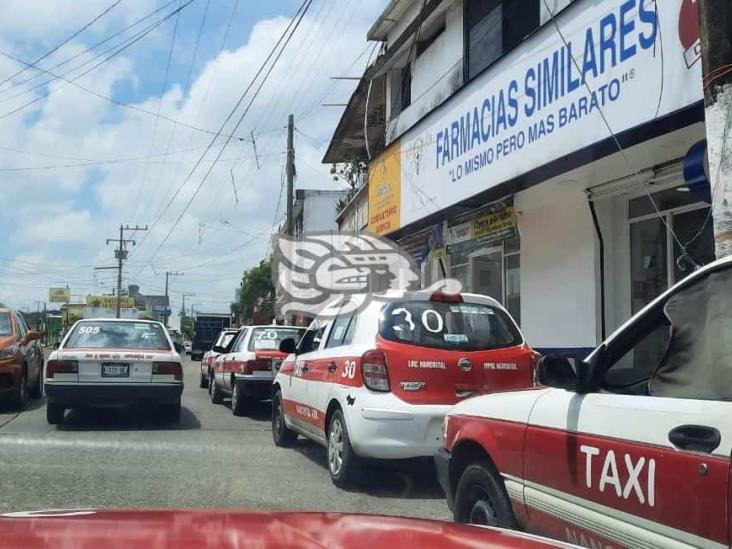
<box><xmin>540</xmin><ymin>0</ymin><xmax>575</xmax><ymax>24</ymax></box>
<box><xmin>516</xmin><ymin>183</ymin><xmax>599</xmax><ymax>350</ymax></box>
<box><xmin>385</xmin><ymin>1</ymin><xmax>463</xmax><ymax>144</ymax></box>
<box><xmin>302</xmin><ymin>192</ymin><xmax>349</xmax><ymax>233</ymax></box>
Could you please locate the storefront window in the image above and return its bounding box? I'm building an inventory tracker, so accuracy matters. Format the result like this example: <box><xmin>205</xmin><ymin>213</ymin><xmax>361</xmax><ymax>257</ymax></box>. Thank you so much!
<box><xmin>504</xmin><ymin>254</ymin><xmax>520</xmax><ymax>324</ymax></box>
<box><xmin>672</xmin><ymin>208</ymin><xmax>715</xmax><ymax>282</ymax></box>
<box><xmin>450</xmin><ymin>249</ymin><xmax>470</xmax><ymax>288</ymax></box>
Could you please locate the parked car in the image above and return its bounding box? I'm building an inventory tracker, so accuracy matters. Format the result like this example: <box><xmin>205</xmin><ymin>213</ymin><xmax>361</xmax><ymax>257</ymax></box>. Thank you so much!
<box><xmin>272</xmin><ymin>290</ymin><xmax>537</xmax><ymax>487</ymax></box>
<box><xmin>199</xmin><ymin>329</ymin><xmax>239</xmax><ymax>388</ymax></box>
<box><xmin>183</xmin><ymin>340</ymin><xmax>192</xmax><ymax>355</ymax></box>
<box><xmin>0</xmin><ymin>308</ymin><xmax>44</xmax><ymax>408</ymax></box>
<box><xmin>436</xmin><ymin>256</ymin><xmax>732</xmax><ymax>548</ymax></box>
<box><xmin>0</xmin><ymin>508</ymin><xmax>576</xmax><ymax>548</ymax></box>
<box><xmin>210</xmin><ymin>325</ymin><xmax>305</xmax><ymax>416</ymax></box>
<box><xmin>45</xmin><ymin>319</ymin><xmax>184</xmax><ymax>425</ymax></box>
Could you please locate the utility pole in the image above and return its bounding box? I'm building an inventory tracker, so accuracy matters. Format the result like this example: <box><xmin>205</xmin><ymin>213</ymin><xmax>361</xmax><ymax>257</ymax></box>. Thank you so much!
<box><xmin>286</xmin><ymin>114</ymin><xmax>296</xmax><ymax>236</ymax></box>
<box><xmin>106</xmin><ymin>224</ymin><xmax>148</xmax><ymax>318</ymax></box>
<box><xmin>700</xmin><ymin>0</ymin><xmax>732</xmax><ymax>258</ymax></box>
<box><xmin>164</xmin><ymin>271</ymin><xmax>184</xmax><ymax>327</ymax></box>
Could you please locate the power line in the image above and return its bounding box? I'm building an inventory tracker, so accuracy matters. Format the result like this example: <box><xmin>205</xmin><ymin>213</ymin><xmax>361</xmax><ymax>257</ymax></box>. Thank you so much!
<box><xmin>135</xmin><ymin>0</ymin><xmax>313</xmax><ymax>268</ymax></box>
<box><xmin>0</xmin><ymin>0</ymin><xmax>124</xmax><ymax>90</ymax></box>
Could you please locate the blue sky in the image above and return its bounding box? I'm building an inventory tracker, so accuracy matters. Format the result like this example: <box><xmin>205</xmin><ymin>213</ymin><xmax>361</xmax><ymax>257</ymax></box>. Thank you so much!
<box><xmin>0</xmin><ymin>0</ymin><xmax>385</xmax><ymax>313</ymax></box>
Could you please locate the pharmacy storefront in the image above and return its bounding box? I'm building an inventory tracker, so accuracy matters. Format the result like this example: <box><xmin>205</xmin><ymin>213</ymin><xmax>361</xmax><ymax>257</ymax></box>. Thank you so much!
<box><xmin>372</xmin><ymin>0</ymin><xmax>711</xmax><ymax>356</ymax></box>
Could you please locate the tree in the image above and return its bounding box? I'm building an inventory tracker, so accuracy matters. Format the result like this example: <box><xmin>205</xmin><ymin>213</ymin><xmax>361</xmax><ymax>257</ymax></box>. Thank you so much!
<box><xmin>237</xmin><ymin>259</ymin><xmax>275</xmax><ymax>324</ymax></box>
<box><xmin>331</xmin><ymin>156</ymin><xmax>367</xmax><ymax>214</ymax></box>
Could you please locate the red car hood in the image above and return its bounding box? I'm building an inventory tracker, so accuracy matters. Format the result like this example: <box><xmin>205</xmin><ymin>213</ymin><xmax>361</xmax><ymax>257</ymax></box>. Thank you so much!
<box><xmin>0</xmin><ymin>509</ymin><xmax>573</xmax><ymax>548</ymax></box>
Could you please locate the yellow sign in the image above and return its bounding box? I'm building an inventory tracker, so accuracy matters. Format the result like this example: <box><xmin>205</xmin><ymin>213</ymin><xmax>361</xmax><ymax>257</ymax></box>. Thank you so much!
<box><xmin>49</xmin><ymin>287</ymin><xmax>70</xmax><ymax>303</ymax></box>
<box><xmin>472</xmin><ymin>202</ymin><xmax>516</xmax><ymax>241</ymax></box>
<box><xmin>368</xmin><ymin>140</ymin><xmax>401</xmax><ymax>235</ymax></box>
<box><xmin>86</xmin><ymin>295</ymin><xmax>135</xmax><ymax>309</ymax></box>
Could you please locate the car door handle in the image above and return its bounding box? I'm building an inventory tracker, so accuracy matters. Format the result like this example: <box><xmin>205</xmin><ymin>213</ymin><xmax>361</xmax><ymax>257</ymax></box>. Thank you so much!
<box><xmin>328</xmin><ymin>362</ymin><xmax>337</xmax><ymax>373</ymax></box>
<box><xmin>668</xmin><ymin>425</ymin><xmax>721</xmax><ymax>453</ymax></box>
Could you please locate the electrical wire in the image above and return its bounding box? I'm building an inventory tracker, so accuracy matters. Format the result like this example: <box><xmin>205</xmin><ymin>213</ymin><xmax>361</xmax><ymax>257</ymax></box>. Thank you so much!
<box><xmin>0</xmin><ymin>0</ymin><xmax>196</xmax><ymax>122</ymax></box>
<box><xmin>0</xmin><ymin>0</ymin><xmax>124</xmax><ymax>90</ymax></box>
<box><xmin>134</xmin><ymin>0</ymin><xmax>313</xmax><ymax>269</ymax></box>
<box><xmin>133</xmin><ymin>0</ymin><xmax>185</xmax><ymax>226</ymax></box>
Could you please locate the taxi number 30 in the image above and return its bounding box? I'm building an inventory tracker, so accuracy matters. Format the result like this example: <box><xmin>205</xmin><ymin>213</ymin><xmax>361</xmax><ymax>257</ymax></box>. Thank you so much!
<box><xmin>341</xmin><ymin>360</ymin><xmax>356</xmax><ymax>379</ymax></box>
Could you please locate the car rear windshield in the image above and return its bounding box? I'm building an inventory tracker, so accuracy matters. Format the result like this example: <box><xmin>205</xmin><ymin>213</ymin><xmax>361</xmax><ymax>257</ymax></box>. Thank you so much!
<box><xmin>0</xmin><ymin>312</ymin><xmax>11</xmax><ymax>336</ymax></box>
<box><xmin>380</xmin><ymin>300</ymin><xmax>522</xmax><ymax>351</ymax></box>
<box><xmin>65</xmin><ymin>321</ymin><xmax>170</xmax><ymax>350</ymax></box>
<box><xmin>248</xmin><ymin>327</ymin><xmax>304</xmax><ymax>351</ymax></box>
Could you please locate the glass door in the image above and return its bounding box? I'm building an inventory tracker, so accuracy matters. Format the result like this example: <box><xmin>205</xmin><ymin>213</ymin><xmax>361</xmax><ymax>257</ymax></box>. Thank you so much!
<box><xmin>470</xmin><ymin>248</ymin><xmax>504</xmax><ymax>303</ymax></box>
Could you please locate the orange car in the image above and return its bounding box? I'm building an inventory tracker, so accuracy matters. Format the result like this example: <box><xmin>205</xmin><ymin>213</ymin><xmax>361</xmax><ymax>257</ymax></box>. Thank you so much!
<box><xmin>0</xmin><ymin>308</ymin><xmax>44</xmax><ymax>408</ymax></box>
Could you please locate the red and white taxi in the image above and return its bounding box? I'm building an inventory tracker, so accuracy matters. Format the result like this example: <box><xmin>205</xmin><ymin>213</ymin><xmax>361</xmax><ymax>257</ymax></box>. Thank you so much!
<box><xmin>272</xmin><ymin>290</ymin><xmax>537</xmax><ymax>487</ymax></box>
<box><xmin>45</xmin><ymin>319</ymin><xmax>184</xmax><ymax>425</ymax></box>
<box><xmin>437</xmin><ymin>256</ymin><xmax>732</xmax><ymax>548</ymax></box>
<box><xmin>209</xmin><ymin>325</ymin><xmax>305</xmax><ymax>416</ymax></box>
<box><xmin>199</xmin><ymin>329</ymin><xmax>239</xmax><ymax>388</ymax></box>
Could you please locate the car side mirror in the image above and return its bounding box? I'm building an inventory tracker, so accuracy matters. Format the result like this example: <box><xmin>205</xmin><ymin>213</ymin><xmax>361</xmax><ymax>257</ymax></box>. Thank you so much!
<box><xmin>279</xmin><ymin>337</ymin><xmax>296</xmax><ymax>354</ymax></box>
<box><xmin>173</xmin><ymin>342</ymin><xmax>184</xmax><ymax>353</ymax></box>
<box><xmin>53</xmin><ymin>341</ymin><xmax>60</xmax><ymax>349</ymax></box>
<box><xmin>535</xmin><ymin>355</ymin><xmax>584</xmax><ymax>391</ymax></box>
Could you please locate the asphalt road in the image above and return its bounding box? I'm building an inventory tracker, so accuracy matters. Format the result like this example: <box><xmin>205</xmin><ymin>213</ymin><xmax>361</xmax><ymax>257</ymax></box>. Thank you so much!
<box><xmin>0</xmin><ymin>355</ymin><xmax>449</xmax><ymax>520</ymax></box>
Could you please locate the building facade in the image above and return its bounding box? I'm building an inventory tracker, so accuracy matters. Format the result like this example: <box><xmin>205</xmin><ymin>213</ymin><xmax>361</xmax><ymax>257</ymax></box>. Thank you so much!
<box><xmin>326</xmin><ymin>0</ymin><xmax>711</xmax><ymax>358</ymax></box>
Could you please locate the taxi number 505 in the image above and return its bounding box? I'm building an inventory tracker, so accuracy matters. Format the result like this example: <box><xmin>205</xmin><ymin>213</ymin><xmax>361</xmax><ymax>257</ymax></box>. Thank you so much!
<box><xmin>78</xmin><ymin>326</ymin><xmax>101</xmax><ymax>335</ymax></box>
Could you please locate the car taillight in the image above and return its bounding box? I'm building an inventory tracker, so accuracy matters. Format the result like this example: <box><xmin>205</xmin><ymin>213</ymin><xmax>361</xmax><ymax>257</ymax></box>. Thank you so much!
<box><xmin>152</xmin><ymin>362</ymin><xmax>183</xmax><ymax>381</ymax></box>
<box><xmin>361</xmin><ymin>349</ymin><xmax>390</xmax><ymax>392</ymax></box>
<box><xmin>46</xmin><ymin>359</ymin><xmax>78</xmax><ymax>378</ymax></box>
<box><xmin>430</xmin><ymin>291</ymin><xmax>463</xmax><ymax>303</ymax></box>
<box><xmin>243</xmin><ymin>359</ymin><xmax>270</xmax><ymax>374</ymax></box>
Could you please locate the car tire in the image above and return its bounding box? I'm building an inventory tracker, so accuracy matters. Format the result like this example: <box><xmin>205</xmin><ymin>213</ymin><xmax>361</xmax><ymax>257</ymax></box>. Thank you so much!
<box><xmin>327</xmin><ymin>409</ymin><xmax>358</xmax><ymax>488</ymax></box>
<box><xmin>28</xmin><ymin>369</ymin><xmax>43</xmax><ymax>399</ymax></box>
<box><xmin>12</xmin><ymin>371</ymin><xmax>28</xmax><ymax>410</ymax></box>
<box><xmin>231</xmin><ymin>382</ymin><xmax>247</xmax><ymax>416</ymax></box>
<box><xmin>46</xmin><ymin>402</ymin><xmax>65</xmax><ymax>425</ymax></box>
<box><xmin>454</xmin><ymin>461</ymin><xmax>518</xmax><ymax>529</ymax></box>
<box><xmin>162</xmin><ymin>402</ymin><xmax>181</xmax><ymax>424</ymax></box>
<box><xmin>271</xmin><ymin>390</ymin><xmax>297</xmax><ymax>447</ymax></box>
<box><xmin>210</xmin><ymin>376</ymin><xmax>223</xmax><ymax>404</ymax></box>
<box><xmin>199</xmin><ymin>372</ymin><xmax>208</xmax><ymax>389</ymax></box>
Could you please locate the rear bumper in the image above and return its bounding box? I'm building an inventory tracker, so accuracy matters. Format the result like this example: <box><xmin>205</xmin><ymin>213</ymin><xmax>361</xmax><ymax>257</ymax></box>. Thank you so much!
<box><xmin>344</xmin><ymin>391</ymin><xmax>450</xmax><ymax>459</ymax></box>
<box><xmin>45</xmin><ymin>383</ymin><xmax>183</xmax><ymax>407</ymax></box>
<box><xmin>435</xmin><ymin>447</ymin><xmax>454</xmax><ymax>511</ymax></box>
<box><xmin>233</xmin><ymin>373</ymin><xmax>272</xmax><ymax>400</ymax></box>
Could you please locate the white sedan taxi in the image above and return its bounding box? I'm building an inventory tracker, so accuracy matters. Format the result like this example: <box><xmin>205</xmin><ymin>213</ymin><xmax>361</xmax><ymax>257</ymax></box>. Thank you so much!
<box><xmin>45</xmin><ymin>319</ymin><xmax>184</xmax><ymax>425</ymax></box>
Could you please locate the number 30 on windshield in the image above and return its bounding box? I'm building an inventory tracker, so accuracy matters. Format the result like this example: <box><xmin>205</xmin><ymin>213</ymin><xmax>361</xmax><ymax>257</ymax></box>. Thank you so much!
<box><xmin>391</xmin><ymin>308</ymin><xmax>443</xmax><ymax>333</ymax></box>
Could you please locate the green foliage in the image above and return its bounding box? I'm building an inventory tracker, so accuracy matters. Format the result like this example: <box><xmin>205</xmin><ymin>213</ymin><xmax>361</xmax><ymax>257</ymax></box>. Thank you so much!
<box><xmin>237</xmin><ymin>259</ymin><xmax>275</xmax><ymax>324</ymax></box>
<box><xmin>180</xmin><ymin>315</ymin><xmax>194</xmax><ymax>340</ymax></box>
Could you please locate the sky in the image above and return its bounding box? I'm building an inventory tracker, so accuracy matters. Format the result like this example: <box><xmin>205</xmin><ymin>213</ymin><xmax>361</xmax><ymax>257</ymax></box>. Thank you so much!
<box><xmin>0</xmin><ymin>0</ymin><xmax>386</xmax><ymax>315</ymax></box>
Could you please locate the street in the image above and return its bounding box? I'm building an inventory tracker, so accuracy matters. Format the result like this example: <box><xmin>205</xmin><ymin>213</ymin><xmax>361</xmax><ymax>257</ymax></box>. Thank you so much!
<box><xmin>0</xmin><ymin>355</ymin><xmax>448</xmax><ymax>519</ymax></box>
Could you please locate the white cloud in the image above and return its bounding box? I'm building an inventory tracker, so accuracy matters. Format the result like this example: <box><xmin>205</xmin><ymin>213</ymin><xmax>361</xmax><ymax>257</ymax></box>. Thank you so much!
<box><xmin>0</xmin><ymin>0</ymin><xmax>386</xmax><ymax>311</ymax></box>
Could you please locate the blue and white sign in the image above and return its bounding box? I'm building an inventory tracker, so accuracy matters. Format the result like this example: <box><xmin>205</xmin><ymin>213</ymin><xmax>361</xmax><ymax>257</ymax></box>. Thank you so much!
<box><xmin>399</xmin><ymin>0</ymin><xmax>703</xmax><ymax>227</ymax></box>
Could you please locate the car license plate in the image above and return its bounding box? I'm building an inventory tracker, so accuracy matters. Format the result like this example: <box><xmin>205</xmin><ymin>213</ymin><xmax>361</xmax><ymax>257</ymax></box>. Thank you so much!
<box><xmin>102</xmin><ymin>362</ymin><xmax>129</xmax><ymax>377</ymax></box>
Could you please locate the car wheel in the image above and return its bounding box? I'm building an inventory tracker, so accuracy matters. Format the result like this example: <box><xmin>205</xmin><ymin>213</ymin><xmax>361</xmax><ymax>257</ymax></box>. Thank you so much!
<box><xmin>210</xmin><ymin>376</ymin><xmax>223</xmax><ymax>404</ymax></box>
<box><xmin>327</xmin><ymin>409</ymin><xmax>358</xmax><ymax>488</ymax></box>
<box><xmin>231</xmin><ymin>382</ymin><xmax>247</xmax><ymax>416</ymax></box>
<box><xmin>28</xmin><ymin>369</ymin><xmax>43</xmax><ymax>399</ymax></box>
<box><xmin>271</xmin><ymin>390</ymin><xmax>297</xmax><ymax>447</ymax></box>
<box><xmin>199</xmin><ymin>372</ymin><xmax>208</xmax><ymax>389</ymax></box>
<box><xmin>454</xmin><ymin>461</ymin><xmax>518</xmax><ymax>529</ymax></box>
<box><xmin>46</xmin><ymin>402</ymin><xmax>65</xmax><ymax>425</ymax></box>
<box><xmin>12</xmin><ymin>371</ymin><xmax>28</xmax><ymax>410</ymax></box>
<box><xmin>162</xmin><ymin>402</ymin><xmax>181</xmax><ymax>424</ymax></box>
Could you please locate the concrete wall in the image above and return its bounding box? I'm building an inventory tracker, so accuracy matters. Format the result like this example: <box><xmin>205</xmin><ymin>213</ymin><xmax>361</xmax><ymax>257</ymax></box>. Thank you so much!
<box><xmin>516</xmin><ymin>183</ymin><xmax>599</xmax><ymax>352</ymax></box>
<box><xmin>301</xmin><ymin>191</ymin><xmax>349</xmax><ymax>233</ymax></box>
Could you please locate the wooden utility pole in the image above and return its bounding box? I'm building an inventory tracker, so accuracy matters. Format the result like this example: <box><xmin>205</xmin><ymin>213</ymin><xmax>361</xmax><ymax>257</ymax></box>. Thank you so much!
<box><xmin>106</xmin><ymin>224</ymin><xmax>147</xmax><ymax>318</ymax></box>
<box><xmin>286</xmin><ymin>114</ymin><xmax>296</xmax><ymax>236</ymax></box>
<box><xmin>700</xmin><ymin>0</ymin><xmax>732</xmax><ymax>258</ymax></box>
